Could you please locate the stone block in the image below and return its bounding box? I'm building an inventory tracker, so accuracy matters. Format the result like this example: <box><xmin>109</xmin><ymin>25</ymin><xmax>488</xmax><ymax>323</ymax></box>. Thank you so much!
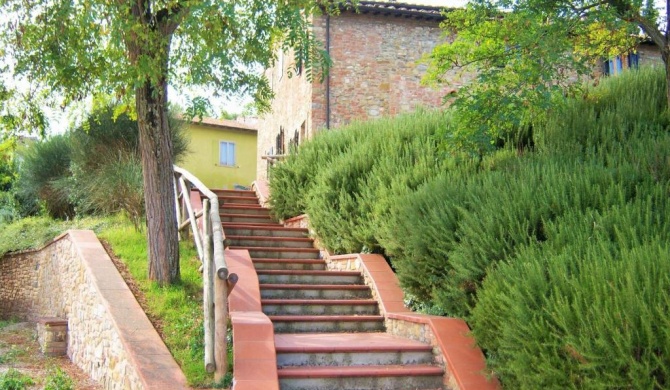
<box><xmin>37</xmin><ymin>317</ymin><xmax>68</xmax><ymax>357</ymax></box>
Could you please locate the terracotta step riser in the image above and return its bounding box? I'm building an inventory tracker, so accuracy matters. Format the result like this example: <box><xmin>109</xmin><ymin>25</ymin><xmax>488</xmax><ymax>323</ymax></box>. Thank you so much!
<box><xmin>228</xmin><ymin>239</ymin><xmax>314</xmax><ymax>249</ymax></box>
<box><xmin>254</xmin><ymin>262</ymin><xmax>327</xmax><ymax>271</ymax></box>
<box><xmin>248</xmin><ymin>250</ymin><xmax>320</xmax><ymax>259</ymax></box>
<box><xmin>273</xmin><ymin>320</ymin><xmax>385</xmax><ymax>334</ymax></box>
<box><xmin>259</xmin><ymin>274</ymin><xmax>362</xmax><ymax>285</ymax></box>
<box><xmin>220</xmin><ymin>208</ymin><xmax>270</xmax><ymax>216</ymax></box>
<box><xmin>277</xmin><ymin>350</ymin><xmax>435</xmax><ymax>367</ymax></box>
<box><xmin>225</xmin><ymin>228</ymin><xmax>308</xmax><ymax>238</ymax></box>
<box><xmin>261</xmin><ymin>289</ymin><xmax>372</xmax><ymax>300</ymax></box>
<box><xmin>278</xmin><ymin>376</ymin><xmax>444</xmax><ymax>390</ymax></box>
<box><xmin>263</xmin><ymin>304</ymin><xmax>379</xmax><ymax>316</ymax></box>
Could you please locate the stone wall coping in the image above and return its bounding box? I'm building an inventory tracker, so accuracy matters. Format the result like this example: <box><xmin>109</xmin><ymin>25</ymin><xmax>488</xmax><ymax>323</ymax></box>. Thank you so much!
<box><xmin>329</xmin><ymin>253</ymin><xmax>359</xmax><ymax>261</ymax></box>
<box><xmin>226</xmin><ymin>249</ymin><xmax>280</xmax><ymax>390</ymax></box>
<box><xmin>282</xmin><ymin>214</ymin><xmax>308</xmax><ymax>224</ymax></box>
<box><xmin>66</xmin><ymin>230</ymin><xmax>189</xmax><ymax>390</ymax></box>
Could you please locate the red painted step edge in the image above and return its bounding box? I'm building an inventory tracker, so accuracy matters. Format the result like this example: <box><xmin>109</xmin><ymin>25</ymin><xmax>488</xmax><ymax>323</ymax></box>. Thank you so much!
<box><xmin>268</xmin><ymin>315</ymin><xmax>384</xmax><ymax>322</ymax></box>
<box><xmin>260</xmin><ymin>284</ymin><xmax>369</xmax><ymax>290</ymax></box>
<box><xmin>277</xmin><ymin>364</ymin><xmax>444</xmax><ymax>378</ymax></box>
<box><xmin>262</xmin><ymin>299</ymin><xmax>377</xmax><ymax>305</ymax></box>
<box><xmin>256</xmin><ymin>270</ymin><xmax>361</xmax><ymax>276</ymax></box>
<box><xmin>227</xmin><ymin>235</ymin><xmax>313</xmax><ymax>243</ymax></box>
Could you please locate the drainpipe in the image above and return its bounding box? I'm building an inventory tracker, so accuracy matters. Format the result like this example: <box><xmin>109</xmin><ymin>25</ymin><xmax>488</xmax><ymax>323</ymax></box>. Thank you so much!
<box><xmin>325</xmin><ymin>14</ymin><xmax>331</xmax><ymax>130</ymax></box>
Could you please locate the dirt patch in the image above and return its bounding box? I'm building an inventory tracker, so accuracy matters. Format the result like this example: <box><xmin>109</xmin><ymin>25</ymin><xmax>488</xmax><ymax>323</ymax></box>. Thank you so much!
<box><xmin>0</xmin><ymin>322</ymin><xmax>102</xmax><ymax>389</ymax></box>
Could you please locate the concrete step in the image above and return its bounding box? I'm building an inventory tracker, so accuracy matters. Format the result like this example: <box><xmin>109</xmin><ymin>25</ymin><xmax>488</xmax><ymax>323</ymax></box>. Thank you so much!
<box><xmin>262</xmin><ymin>299</ymin><xmax>379</xmax><ymax>316</ymax></box>
<box><xmin>253</xmin><ymin>258</ymin><xmax>326</xmax><ymax>271</ymax></box>
<box><xmin>222</xmin><ymin>221</ymin><xmax>283</xmax><ymax>229</ymax></box>
<box><xmin>275</xmin><ymin>333</ymin><xmax>435</xmax><ymax>367</ymax></box>
<box><xmin>219</xmin><ymin>195</ymin><xmax>260</xmax><ymax>205</ymax></box>
<box><xmin>269</xmin><ymin>315</ymin><xmax>385</xmax><ymax>333</ymax></box>
<box><xmin>213</xmin><ymin>189</ymin><xmax>257</xmax><ymax>198</ymax></box>
<box><xmin>227</xmin><ymin>236</ymin><xmax>315</xmax><ymax>249</ymax></box>
<box><xmin>235</xmin><ymin>247</ymin><xmax>320</xmax><ymax>259</ymax></box>
<box><xmin>260</xmin><ymin>284</ymin><xmax>373</xmax><ymax>299</ymax></box>
<box><xmin>223</xmin><ymin>225</ymin><xmax>309</xmax><ymax>238</ymax></box>
<box><xmin>220</xmin><ymin>205</ymin><xmax>270</xmax><ymax>216</ymax></box>
<box><xmin>220</xmin><ymin>214</ymin><xmax>274</xmax><ymax>224</ymax></box>
<box><xmin>278</xmin><ymin>364</ymin><xmax>444</xmax><ymax>390</ymax></box>
<box><xmin>257</xmin><ymin>270</ymin><xmax>362</xmax><ymax>285</ymax></box>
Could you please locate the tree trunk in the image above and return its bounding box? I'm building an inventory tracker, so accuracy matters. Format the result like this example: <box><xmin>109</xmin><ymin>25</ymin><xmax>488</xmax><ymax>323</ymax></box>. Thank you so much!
<box><xmin>136</xmin><ymin>79</ymin><xmax>180</xmax><ymax>285</ymax></box>
<box><xmin>664</xmin><ymin>48</ymin><xmax>670</xmax><ymax>111</ymax></box>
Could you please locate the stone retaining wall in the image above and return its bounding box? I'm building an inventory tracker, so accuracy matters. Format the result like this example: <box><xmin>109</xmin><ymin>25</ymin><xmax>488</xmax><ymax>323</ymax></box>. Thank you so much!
<box><xmin>0</xmin><ymin>230</ymin><xmax>187</xmax><ymax>390</ymax></box>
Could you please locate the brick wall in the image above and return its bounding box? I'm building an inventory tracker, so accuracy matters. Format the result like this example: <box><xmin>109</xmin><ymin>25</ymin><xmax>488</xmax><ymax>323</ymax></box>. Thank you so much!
<box><xmin>256</xmin><ymin>12</ymin><xmax>457</xmax><ymax>180</ymax></box>
<box><xmin>256</xmin><ymin>47</ymin><xmax>314</xmax><ymax>180</ymax></box>
<box><xmin>322</xmin><ymin>13</ymin><xmax>455</xmax><ymax>129</ymax></box>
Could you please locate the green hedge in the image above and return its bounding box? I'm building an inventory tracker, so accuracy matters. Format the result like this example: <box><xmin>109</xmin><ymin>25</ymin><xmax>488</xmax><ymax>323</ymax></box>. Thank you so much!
<box><xmin>471</xmin><ymin>188</ymin><xmax>670</xmax><ymax>387</ymax></box>
<box><xmin>271</xmin><ymin>110</ymin><xmax>453</xmax><ymax>254</ymax></box>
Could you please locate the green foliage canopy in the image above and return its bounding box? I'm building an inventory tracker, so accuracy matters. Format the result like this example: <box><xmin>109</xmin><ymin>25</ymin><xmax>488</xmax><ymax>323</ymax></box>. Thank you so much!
<box><xmin>0</xmin><ymin>0</ymin><xmax>332</xmax><ymax>126</ymax></box>
<box><xmin>425</xmin><ymin>0</ymin><xmax>663</xmax><ymax>151</ymax></box>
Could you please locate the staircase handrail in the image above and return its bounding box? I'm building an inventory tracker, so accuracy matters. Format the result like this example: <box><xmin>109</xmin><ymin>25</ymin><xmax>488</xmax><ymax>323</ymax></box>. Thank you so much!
<box><xmin>173</xmin><ymin>164</ymin><xmax>230</xmax><ymax>381</ymax></box>
<box><xmin>173</xmin><ymin>165</ymin><xmax>228</xmax><ymax>278</ymax></box>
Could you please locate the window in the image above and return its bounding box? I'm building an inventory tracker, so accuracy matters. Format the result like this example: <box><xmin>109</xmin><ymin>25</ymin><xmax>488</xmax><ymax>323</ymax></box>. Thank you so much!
<box><xmin>219</xmin><ymin>141</ymin><xmax>236</xmax><ymax>167</ymax></box>
<box><xmin>604</xmin><ymin>52</ymin><xmax>639</xmax><ymax>76</ymax></box>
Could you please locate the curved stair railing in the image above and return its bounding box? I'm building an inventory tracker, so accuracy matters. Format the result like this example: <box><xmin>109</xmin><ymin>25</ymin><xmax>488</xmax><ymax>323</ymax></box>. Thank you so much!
<box><xmin>173</xmin><ymin>165</ymin><xmax>236</xmax><ymax>381</ymax></box>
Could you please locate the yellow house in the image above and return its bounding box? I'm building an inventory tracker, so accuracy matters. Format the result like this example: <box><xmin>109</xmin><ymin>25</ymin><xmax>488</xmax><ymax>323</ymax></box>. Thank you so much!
<box><xmin>180</xmin><ymin>117</ymin><xmax>257</xmax><ymax>189</ymax></box>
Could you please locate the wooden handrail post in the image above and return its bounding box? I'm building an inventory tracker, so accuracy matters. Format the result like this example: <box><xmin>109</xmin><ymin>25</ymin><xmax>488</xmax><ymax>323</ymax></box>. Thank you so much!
<box><xmin>179</xmin><ymin>176</ymin><xmax>205</xmax><ymax>262</ymax></box>
<box><xmin>172</xmin><ymin>165</ymin><xmax>230</xmax><ymax>379</ymax></box>
<box><xmin>214</xmin><ymin>271</ymin><xmax>229</xmax><ymax>381</ymax></box>
<box><xmin>202</xmin><ymin>200</ymin><xmax>216</xmax><ymax>373</ymax></box>
<box><xmin>173</xmin><ymin>178</ymin><xmax>182</xmax><ymax>241</ymax></box>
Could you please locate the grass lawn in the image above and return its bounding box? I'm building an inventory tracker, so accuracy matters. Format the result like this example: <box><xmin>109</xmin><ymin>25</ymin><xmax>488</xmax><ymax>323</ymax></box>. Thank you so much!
<box><xmin>99</xmin><ymin>218</ymin><xmax>231</xmax><ymax>388</ymax></box>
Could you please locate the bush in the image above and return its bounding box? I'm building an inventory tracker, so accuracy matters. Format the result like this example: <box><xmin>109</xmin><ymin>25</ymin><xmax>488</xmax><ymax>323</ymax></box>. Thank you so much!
<box><xmin>537</xmin><ymin>66</ymin><xmax>669</xmax><ymax>155</ymax></box>
<box><xmin>15</xmin><ymin>106</ymin><xmax>189</xmax><ymax>224</ymax></box>
<box><xmin>15</xmin><ymin>135</ymin><xmax>73</xmax><ymax>218</ymax></box>
<box><xmin>0</xmin><ymin>369</ymin><xmax>33</xmax><ymax>390</ymax></box>
<box><xmin>269</xmin><ymin>120</ymin><xmax>372</xmax><ymax>220</ymax></box>
<box><xmin>471</xmin><ymin>192</ymin><xmax>670</xmax><ymax>387</ymax></box>
<box><xmin>44</xmin><ymin>367</ymin><xmax>74</xmax><ymax>390</ymax></box>
<box><xmin>271</xmin><ymin>110</ymin><xmax>453</xmax><ymax>253</ymax></box>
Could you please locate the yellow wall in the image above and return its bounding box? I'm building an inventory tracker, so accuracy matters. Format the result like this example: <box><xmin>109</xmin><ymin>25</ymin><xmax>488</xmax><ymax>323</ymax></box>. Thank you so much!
<box><xmin>179</xmin><ymin>123</ymin><xmax>257</xmax><ymax>189</ymax></box>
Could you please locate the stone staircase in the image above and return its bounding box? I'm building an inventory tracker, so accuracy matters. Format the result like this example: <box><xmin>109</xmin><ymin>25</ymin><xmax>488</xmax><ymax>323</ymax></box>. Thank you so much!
<box><xmin>219</xmin><ymin>189</ymin><xmax>445</xmax><ymax>390</ymax></box>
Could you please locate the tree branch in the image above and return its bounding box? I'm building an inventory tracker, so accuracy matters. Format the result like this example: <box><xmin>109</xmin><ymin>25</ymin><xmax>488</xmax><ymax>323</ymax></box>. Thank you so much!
<box><xmin>156</xmin><ymin>2</ymin><xmax>189</xmax><ymax>36</ymax></box>
<box><xmin>633</xmin><ymin>13</ymin><xmax>667</xmax><ymax>48</ymax></box>
<box><xmin>566</xmin><ymin>0</ymin><xmax>609</xmax><ymax>16</ymax></box>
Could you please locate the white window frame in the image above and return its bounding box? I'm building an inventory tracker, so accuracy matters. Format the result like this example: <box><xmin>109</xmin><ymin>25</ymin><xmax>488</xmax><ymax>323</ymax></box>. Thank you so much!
<box><xmin>219</xmin><ymin>141</ymin><xmax>236</xmax><ymax>167</ymax></box>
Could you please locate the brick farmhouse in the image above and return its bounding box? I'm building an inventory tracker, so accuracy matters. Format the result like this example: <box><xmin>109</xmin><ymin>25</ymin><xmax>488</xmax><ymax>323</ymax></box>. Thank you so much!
<box><xmin>255</xmin><ymin>1</ymin><xmax>662</xmax><ymax>180</ymax></box>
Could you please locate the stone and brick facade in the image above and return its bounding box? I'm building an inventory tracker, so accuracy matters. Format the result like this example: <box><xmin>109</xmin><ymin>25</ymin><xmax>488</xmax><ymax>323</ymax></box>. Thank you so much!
<box><xmin>256</xmin><ymin>2</ymin><xmax>664</xmax><ymax>180</ymax></box>
<box><xmin>257</xmin><ymin>2</ymin><xmax>458</xmax><ymax>179</ymax></box>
